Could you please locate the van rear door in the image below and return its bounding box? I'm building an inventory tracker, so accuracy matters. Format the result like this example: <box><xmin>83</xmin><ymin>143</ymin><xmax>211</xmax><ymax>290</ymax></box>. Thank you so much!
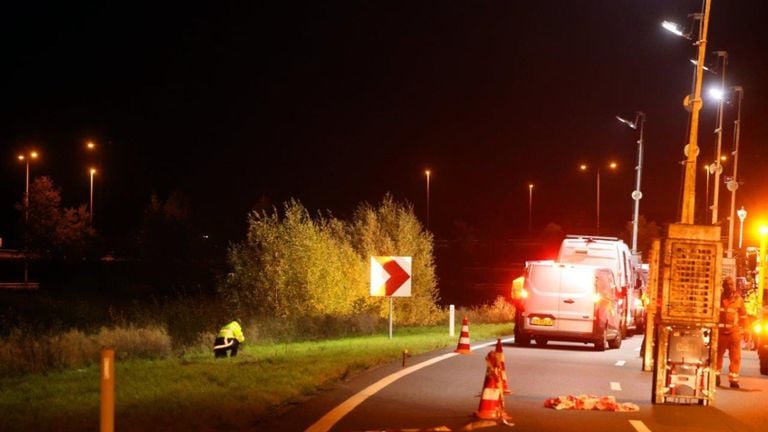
<box><xmin>557</xmin><ymin>266</ymin><xmax>597</xmax><ymax>334</ymax></box>
<box><xmin>525</xmin><ymin>262</ymin><xmax>563</xmax><ymax>332</ymax></box>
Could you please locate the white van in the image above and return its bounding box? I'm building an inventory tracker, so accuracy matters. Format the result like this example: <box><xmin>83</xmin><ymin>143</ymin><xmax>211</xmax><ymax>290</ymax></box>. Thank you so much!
<box><xmin>557</xmin><ymin>235</ymin><xmax>643</xmax><ymax>336</ymax></box>
<box><xmin>516</xmin><ymin>261</ymin><xmax>623</xmax><ymax>350</ymax></box>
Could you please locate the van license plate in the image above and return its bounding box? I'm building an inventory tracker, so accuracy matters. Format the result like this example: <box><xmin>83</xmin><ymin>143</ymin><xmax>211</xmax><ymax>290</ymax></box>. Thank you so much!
<box><xmin>530</xmin><ymin>317</ymin><xmax>554</xmax><ymax>326</ymax></box>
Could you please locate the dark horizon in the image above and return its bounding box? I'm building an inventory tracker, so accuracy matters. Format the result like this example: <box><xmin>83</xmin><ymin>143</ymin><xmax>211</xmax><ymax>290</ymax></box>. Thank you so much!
<box><xmin>2</xmin><ymin>1</ymin><xmax>767</xmax><ymax>250</ymax></box>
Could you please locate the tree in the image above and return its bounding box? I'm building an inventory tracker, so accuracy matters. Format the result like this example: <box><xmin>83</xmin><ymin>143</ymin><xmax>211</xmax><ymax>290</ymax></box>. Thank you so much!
<box><xmin>221</xmin><ymin>195</ymin><xmax>439</xmax><ymax>324</ymax></box>
<box><xmin>135</xmin><ymin>191</ymin><xmax>192</xmax><ymax>263</ymax></box>
<box><xmin>15</xmin><ymin>176</ymin><xmax>96</xmax><ymax>259</ymax></box>
<box><xmin>620</xmin><ymin>215</ymin><xmax>661</xmax><ymax>261</ymax></box>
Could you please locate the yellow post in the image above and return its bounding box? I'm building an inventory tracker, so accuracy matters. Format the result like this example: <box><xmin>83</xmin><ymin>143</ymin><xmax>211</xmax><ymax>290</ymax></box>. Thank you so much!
<box><xmin>100</xmin><ymin>348</ymin><xmax>115</xmax><ymax>432</ymax></box>
<box><xmin>680</xmin><ymin>0</ymin><xmax>712</xmax><ymax>224</ymax></box>
<box><xmin>759</xmin><ymin>227</ymin><xmax>768</xmax><ymax>318</ymax></box>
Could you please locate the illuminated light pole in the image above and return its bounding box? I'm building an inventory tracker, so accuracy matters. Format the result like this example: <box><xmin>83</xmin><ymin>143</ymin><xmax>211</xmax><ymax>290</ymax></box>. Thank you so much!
<box><xmin>580</xmin><ymin>162</ymin><xmax>617</xmax><ymax>232</ymax></box>
<box><xmin>759</xmin><ymin>225</ymin><xmax>768</xmax><ymax>317</ymax></box>
<box><xmin>424</xmin><ymin>169</ymin><xmax>431</xmax><ymax>230</ymax></box>
<box><xmin>17</xmin><ymin>150</ymin><xmax>39</xmax><ymax>285</ymax></box>
<box><xmin>528</xmin><ymin>183</ymin><xmax>534</xmax><ymax>233</ymax></box>
<box><xmin>737</xmin><ymin>207</ymin><xmax>746</xmax><ymax>249</ymax></box>
<box><xmin>725</xmin><ymin>86</ymin><xmax>744</xmax><ymax>258</ymax></box>
<box><xmin>617</xmin><ymin>111</ymin><xmax>645</xmax><ymax>254</ymax></box>
<box><xmin>663</xmin><ymin>0</ymin><xmax>713</xmax><ymax>224</ymax></box>
<box><xmin>89</xmin><ymin>168</ymin><xmax>97</xmax><ymax>225</ymax></box>
<box><xmin>709</xmin><ymin>51</ymin><xmax>728</xmax><ymax>225</ymax></box>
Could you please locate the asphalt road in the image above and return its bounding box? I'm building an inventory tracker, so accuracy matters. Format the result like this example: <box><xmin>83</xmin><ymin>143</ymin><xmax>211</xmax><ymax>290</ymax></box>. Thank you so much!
<box><xmin>260</xmin><ymin>335</ymin><xmax>768</xmax><ymax>432</ymax></box>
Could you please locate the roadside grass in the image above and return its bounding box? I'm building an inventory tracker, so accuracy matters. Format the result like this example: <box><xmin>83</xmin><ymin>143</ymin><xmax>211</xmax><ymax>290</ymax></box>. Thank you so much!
<box><xmin>0</xmin><ymin>323</ymin><xmax>512</xmax><ymax>431</ymax></box>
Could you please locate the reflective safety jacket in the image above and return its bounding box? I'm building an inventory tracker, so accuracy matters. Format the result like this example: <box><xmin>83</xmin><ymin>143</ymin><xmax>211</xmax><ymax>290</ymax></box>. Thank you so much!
<box><xmin>218</xmin><ymin>321</ymin><xmax>245</xmax><ymax>343</ymax></box>
<box><xmin>720</xmin><ymin>294</ymin><xmax>747</xmax><ymax>334</ymax></box>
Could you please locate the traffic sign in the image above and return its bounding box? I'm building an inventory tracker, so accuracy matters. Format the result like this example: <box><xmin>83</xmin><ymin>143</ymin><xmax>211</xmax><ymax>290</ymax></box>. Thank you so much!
<box><xmin>370</xmin><ymin>256</ymin><xmax>412</xmax><ymax>297</ymax></box>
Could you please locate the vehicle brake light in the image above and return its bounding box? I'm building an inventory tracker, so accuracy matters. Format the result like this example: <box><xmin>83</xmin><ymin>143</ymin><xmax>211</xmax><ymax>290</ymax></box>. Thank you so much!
<box><xmin>592</xmin><ymin>292</ymin><xmax>602</xmax><ymax>303</ymax></box>
<box><xmin>520</xmin><ymin>289</ymin><xmax>529</xmax><ymax>299</ymax></box>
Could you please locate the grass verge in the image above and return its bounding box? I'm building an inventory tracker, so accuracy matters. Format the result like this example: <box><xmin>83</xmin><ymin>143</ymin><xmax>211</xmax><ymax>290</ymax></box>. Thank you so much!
<box><xmin>0</xmin><ymin>323</ymin><xmax>512</xmax><ymax>431</ymax></box>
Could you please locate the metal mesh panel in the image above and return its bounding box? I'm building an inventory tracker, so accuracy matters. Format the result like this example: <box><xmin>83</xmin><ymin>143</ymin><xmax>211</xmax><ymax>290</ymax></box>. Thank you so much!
<box><xmin>661</xmin><ymin>240</ymin><xmax>720</xmax><ymax>322</ymax></box>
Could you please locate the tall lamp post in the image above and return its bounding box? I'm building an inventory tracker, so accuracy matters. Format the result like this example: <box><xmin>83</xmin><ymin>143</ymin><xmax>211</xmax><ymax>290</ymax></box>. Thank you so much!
<box><xmin>709</xmin><ymin>51</ymin><xmax>728</xmax><ymax>225</ymax></box>
<box><xmin>17</xmin><ymin>150</ymin><xmax>39</xmax><ymax>285</ymax></box>
<box><xmin>759</xmin><ymin>226</ymin><xmax>768</xmax><ymax>318</ymax></box>
<box><xmin>725</xmin><ymin>86</ymin><xmax>744</xmax><ymax>258</ymax></box>
<box><xmin>580</xmin><ymin>162</ymin><xmax>617</xmax><ymax>232</ymax></box>
<box><xmin>424</xmin><ymin>170</ymin><xmax>431</xmax><ymax>230</ymax></box>
<box><xmin>736</xmin><ymin>207</ymin><xmax>746</xmax><ymax>249</ymax></box>
<box><xmin>89</xmin><ymin>168</ymin><xmax>97</xmax><ymax>225</ymax></box>
<box><xmin>617</xmin><ymin>111</ymin><xmax>646</xmax><ymax>254</ymax></box>
<box><xmin>528</xmin><ymin>183</ymin><xmax>534</xmax><ymax>233</ymax></box>
<box><xmin>662</xmin><ymin>0</ymin><xmax>713</xmax><ymax>224</ymax></box>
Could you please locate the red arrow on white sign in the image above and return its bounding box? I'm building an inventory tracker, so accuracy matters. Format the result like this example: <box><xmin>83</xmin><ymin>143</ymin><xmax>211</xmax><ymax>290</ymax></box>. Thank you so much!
<box><xmin>370</xmin><ymin>256</ymin><xmax>412</xmax><ymax>297</ymax></box>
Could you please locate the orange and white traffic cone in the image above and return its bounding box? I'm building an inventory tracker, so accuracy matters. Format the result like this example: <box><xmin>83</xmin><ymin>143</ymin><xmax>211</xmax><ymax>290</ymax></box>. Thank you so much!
<box><xmin>495</xmin><ymin>339</ymin><xmax>511</xmax><ymax>394</ymax></box>
<box><xmin>455</xmin><ymin>316</ymin><xmax>472</xmax><ymax>354</ymax></box>
<box><xmin>474</xmin><ymin>351</ymin><xmax>512</xmax><ymax>421</ymax></box>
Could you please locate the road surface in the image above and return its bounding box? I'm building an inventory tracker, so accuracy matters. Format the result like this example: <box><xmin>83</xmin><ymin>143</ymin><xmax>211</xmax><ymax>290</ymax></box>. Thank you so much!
<box><xmin>260</xmin><ymin>335</ymin><xmax>768</xmax><ymax>431</ymax></box>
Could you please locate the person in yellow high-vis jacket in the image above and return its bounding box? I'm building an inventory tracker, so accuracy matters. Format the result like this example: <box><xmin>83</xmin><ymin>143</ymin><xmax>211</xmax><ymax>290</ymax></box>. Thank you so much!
<box><xmin>214</xmin><ymin>319</ymin><xmax>245</xmax><ymax>358</ymax></box>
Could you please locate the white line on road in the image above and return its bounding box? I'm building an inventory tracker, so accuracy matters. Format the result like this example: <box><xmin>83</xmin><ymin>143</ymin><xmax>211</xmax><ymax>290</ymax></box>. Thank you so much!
<box><xmin>629</xmin><ymin>419</ymin><xmax>652</xmax><ymax>432</ymax></box>
<box><xmin>615</xmin><ymin>360</ymin><xmax>626</xmax><ymax>367</ymax></box>
<box><xmin>610</xmin><ymin>381</ymin><xmax>622</xmax><ymax>391</ymax></box>
<box><xmin>305</xmin><ymin>338</ymin><xmax>514</xmax><ymax>432</ymax></box>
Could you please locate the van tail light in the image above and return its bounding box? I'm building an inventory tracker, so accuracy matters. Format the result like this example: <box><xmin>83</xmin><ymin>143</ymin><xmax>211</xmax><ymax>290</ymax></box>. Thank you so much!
<box><xmin>520</xmin><ymin>288</ymin><xmax>529</xmax><ymax>299</ymax></box>
<box><xmin>592</xmin><ymin>292</ymin><xmax>602</xmax><ymax>303</ymax></box>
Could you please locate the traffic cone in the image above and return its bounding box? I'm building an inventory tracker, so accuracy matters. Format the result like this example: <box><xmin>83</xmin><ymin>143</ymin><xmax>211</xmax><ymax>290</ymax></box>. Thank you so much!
<box><xmin>455</xmin><ymin>316</ymin><xmax>471</xmax><ymax>354</ymax></box>
<box><xmin>494</xmin><ymin>339</ymin><xmax>511</xmax><ymax>394</ymax></box>
<box><xmin>474</xmin><ymin>351</ymin><xmax>512</xmax><ymax>420</ymax></box>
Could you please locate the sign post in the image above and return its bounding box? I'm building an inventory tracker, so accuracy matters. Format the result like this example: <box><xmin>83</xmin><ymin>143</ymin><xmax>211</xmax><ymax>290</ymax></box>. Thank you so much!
<box><xmin>370</xmin><ymin>256</ymin><xmax>412</xmax><ymax>339</ymax></box>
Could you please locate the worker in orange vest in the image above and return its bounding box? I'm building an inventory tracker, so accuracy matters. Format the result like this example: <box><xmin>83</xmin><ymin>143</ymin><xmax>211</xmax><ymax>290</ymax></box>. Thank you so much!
<box><xmin>716</xmin><ymin>277</ymin><xmax>747</xmax><ymax>388</ymax></box>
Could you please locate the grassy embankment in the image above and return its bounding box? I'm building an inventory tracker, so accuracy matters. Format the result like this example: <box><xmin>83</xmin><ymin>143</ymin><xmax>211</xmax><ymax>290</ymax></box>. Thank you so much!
<box><xmin>0</xmin><ymin>323</ymin><xmax>512</xmax><ymax>431</ymax></box>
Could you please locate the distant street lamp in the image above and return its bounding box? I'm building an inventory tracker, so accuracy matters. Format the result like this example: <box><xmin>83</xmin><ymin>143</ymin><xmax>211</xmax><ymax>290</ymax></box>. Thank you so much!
<box><xmin>580</xmin><ymin>162</ymin><xmax>617</xmax><ymax>232</ymax></box>
<box><xmin>759</xmin><ymin>225</ymin><xmax>768</xmax><ymax>317</ymax></box>
<box><xmin>89</xmin><ymin>168</ymin><xmax>97</xmax><ymax>225</ymax></box>
<box><xmin>737</xmin><ymin>207</ymin><xmax>747</xmax><ymax>249</ymax></box>
<box><xmin>528</xmin><ymin>183</ymin><xmax>534</xmax><ymax>233</ymax></box>
<box><xmin>709</xmin><ymin>51</ymin><xmax>728</xmax><ymax>225</ymax></box>
<box><xmin>725</xmin><ymin>86</ymin><xmax>744</xmax><ymax>258</ymax></box>
<box><xmin>17</xmin><ymin>149</ymin><xmax>39</xmax><ymax>285</ymax></box>
<box><xmin>424</xmin><ymin>169</ymin><xmax>431</xmax><ymax>230</ymax></box>
<box><xmin>616</xmin><ymin>111</ymin><xmax>645</xmax><ymax>254</ymax></box>
<box><xmin>17</xmin><ymin>150</ymin><xmax>39</xmax><ymax>224</ymax></box>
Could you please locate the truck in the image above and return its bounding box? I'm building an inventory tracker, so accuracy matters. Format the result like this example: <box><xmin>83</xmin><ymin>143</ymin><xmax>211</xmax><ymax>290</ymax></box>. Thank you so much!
<box><xmin>514</xmin><ymin>260</ymin><xmax>623</xmax><ymax>350</ymax></box>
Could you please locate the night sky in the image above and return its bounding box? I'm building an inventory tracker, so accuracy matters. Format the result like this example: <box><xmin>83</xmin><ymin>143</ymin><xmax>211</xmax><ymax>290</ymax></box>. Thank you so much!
<box><xmin>2</xmin><ymin>1</ymin><xmax>767</xmax><ymax>249</ymax></box>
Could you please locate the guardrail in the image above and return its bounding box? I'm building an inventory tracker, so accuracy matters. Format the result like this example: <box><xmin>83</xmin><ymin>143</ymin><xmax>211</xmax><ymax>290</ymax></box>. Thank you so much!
<box><xmin>0</xmin><ymin>282</ymin><xmax>40</xmax><ymax>290</ymax></box>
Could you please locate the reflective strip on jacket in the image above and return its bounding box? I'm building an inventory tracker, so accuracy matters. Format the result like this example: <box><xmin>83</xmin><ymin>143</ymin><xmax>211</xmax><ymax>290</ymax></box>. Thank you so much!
<box><xmin>218</xmin><ymin>321</ymin><xmax>245</xmax><ymax>343</ymax></box>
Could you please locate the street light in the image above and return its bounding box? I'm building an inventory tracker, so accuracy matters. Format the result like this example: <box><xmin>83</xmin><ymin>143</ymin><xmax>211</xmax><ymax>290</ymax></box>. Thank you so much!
<box><xmin>726</xmin><ymin>86</ymin><xmax>744</xmax><ymax>257</ymax></box>
<box><xmin>580</xmin><ymin>162</ymin><xmax>617</xmax><ymax>232</ymax></box>
<box><xmin>17</xmin><ymin>150</ymin><xmax>39</xmax><ymax>224</ymax></box>
<box><xmin>89</xmin><ymin>168</ymin><xmax>97</xmax><ymax>225</ymax></box>
<box><xmin>737</xmin><ymin>207</ymin><xmax>747</xmax><ymax>249</ymax></box>
<box><xmin>759</xmin><ymin>225</ymin><xmax>768</xmax><ymax>317</ymax></box>
<box><xmin>424</xmin><ymin>169</ymin><xmax>431</xmax><ymax>230</ymax></box>
<box><xmin>528</xmin><ymin>183</ymin><xmax>534</xmax><ymax>233</ymax></box>
<box><xmin>708</xmin><ymin>51</ymin><xmax>728</xmax><ymax>225</ymax></box>
<box><xmin>17</xmin><ymin>149</ymin><xmax>39</xmax><ymax>285</ymax></box>
<box><xmin>662</xmin><ymin>0</ymin><xmax>713</xmax><ymax>224</ymax></box>
<box><xmin>616</xmin><ymin>111</ymin><xmax>645</xmax><ymax>254</ymax></box>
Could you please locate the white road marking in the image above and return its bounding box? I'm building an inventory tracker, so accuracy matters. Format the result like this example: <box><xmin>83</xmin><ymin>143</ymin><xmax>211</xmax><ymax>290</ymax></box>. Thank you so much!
<box><xmin>629</xmin><ymin>419</ymin><xmax>652</xmax><ymax>432</ymax></box>
<box><xmin>615</xmin><ymin>360</ymin><xmax>626</xmax><ymax>366</ymax></box>
<box><xmin>305</xmin><ymin>337</ymin><xmax>514</xmax><ymax>432</ymax></box>
<box><xmin>610</xmin><ymin>381</ymin><xmax>622</xmax><ymax>391</ymax></box>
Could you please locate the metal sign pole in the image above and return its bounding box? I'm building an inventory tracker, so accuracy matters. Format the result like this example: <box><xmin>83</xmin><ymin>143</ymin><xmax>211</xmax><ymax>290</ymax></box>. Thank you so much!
<box><xmin>389</xmin><ymin>297</ymin><xmax>394</xmax><ymax>339</ymax></box>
